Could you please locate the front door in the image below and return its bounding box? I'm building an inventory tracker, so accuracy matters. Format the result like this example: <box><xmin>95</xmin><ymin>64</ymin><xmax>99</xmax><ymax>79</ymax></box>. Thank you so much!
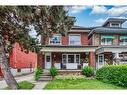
<box><xmin>98</xmin><ymin>54</ymin><xmax>104</xmax><ymax>69</ymax></box>
<box><xmin>45</xmin><ymin>53</ymin><xmax>51</xmax><ymax>69</ymax></box>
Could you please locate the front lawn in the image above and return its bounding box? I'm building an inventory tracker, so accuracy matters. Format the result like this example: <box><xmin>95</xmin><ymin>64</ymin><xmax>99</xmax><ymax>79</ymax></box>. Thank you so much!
<box><xmin>44</xmin><ymin>78</ymin><xmax>126</xmax><ymax>89</ymax></box>
<box><xmin>5</xmin><ymin>81</ymin><xmax>35</xmax><ymax>90</ymax></box>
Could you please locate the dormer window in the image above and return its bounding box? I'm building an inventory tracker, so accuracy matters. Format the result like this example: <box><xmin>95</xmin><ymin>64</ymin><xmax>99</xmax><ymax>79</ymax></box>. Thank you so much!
<box><xmin>49</xmin><ymin>34</ymin><xmax>61</xmax><ymax>45</ymax></box>
<box><xmin>110</xmin><ymin>23</ymin><xmax>121</xmax><ymax>27</ymax></box>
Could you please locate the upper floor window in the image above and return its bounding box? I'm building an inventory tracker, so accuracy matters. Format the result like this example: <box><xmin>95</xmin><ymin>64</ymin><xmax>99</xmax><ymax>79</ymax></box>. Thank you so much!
<box><xmin>110</xmin><ymin>23</ymin><xmax>121</xmax><ymax>27</ymax></box>
<box><xmin>120</xmin><ymin>36</ymin><xmax>127</xmax><ymax>45</ymax></box>
<box><xmin>49</xmin><ymin>34</ymin><xmax>61</xmax><ymax>45</ymax></box>
<box><xmin>69</xmin><ymin>34</ymin><xmax>81</xmax><ymax>45</ymax></box>
<box><xmin>101</xmin><ymin>35</ymin><xmax>114</xmax><ymax>45</ymax></box>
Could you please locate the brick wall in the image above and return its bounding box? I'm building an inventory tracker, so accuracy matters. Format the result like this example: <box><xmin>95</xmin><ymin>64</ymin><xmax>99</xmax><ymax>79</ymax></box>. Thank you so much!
<box><xmin>37</xmin><ymin>53</ymin><xmax>45</xmax><ymax>69</ymax></box>
<box><xmin>89</xmin><ymin>52</ymin><xmax>96</xmax><ymax>69</ymax></box>
<box><xmin>45</xmin><ymin>32</ymin><xmax>89</xmax><ymax>45</ymax></box>
<box><xmin>9</xmin><ymin>43</ymin><xmax>37</xmax><ymax>69</ymax></box>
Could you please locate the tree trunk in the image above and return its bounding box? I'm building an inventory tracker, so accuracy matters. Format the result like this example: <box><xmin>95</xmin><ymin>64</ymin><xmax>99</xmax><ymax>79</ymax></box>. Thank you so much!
<box><xmin>0</xmin><ymin>46</ymin><xmax>19</xmax><ymax>89</ymax></box>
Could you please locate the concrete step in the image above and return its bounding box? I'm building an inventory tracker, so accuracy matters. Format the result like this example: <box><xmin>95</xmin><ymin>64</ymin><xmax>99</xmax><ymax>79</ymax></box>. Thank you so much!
<box><xmin>41</xmin><ymin>73</ymin><xmax>50</xmax><ymax>76</ymax></box>
<box><xmin>38</xmin><ymin>77</ymin><xmax>52</xmax><ymax>81</ymax></box>
<box><xmin>39</xmin><ymin>75</ymin><xmax>51</xmax><ymax>78</ymax></box>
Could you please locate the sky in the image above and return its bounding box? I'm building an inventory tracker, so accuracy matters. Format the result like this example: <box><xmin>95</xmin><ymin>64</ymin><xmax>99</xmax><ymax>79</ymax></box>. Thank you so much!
<box><xmin>67</xmin><ymin>5</ymin><xmax>127</xmax><ymax>27</ymax></box>
<box><xmin>30</xmin><ymin>5</ymin><xmax>127</xmax><ymax>42</ymax></box>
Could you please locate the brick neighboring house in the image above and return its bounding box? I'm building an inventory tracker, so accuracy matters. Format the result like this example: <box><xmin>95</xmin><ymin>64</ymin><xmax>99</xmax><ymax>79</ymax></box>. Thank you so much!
<box><xmin>37</xmin><ymin>18</ymin><xmax>127</xmax><ymax>70</ymax></box>
<box><xmin>0</xmin><ymin>43</ymin><xmax>37</xmax><ymax>76</ymax></box>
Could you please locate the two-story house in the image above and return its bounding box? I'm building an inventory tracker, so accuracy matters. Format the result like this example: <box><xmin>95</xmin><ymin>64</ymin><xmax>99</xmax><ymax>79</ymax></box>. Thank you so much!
<box><xmin>37</xmin><ymin>18</ymin><xmax>127</xmax><ymax>71</ymax></box>
<box><xmin>89</xmin><ymin>18</ymin><xmax>127</xmax><ymax>69</ymax></box>
<box><xmin>38</xmin><ymin>26</ymin><xmax>97</xmax><ymax>70</ymax></box>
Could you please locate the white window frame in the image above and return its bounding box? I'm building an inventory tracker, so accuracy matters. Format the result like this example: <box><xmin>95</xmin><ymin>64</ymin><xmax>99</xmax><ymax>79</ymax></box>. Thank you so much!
<box><xmin>62</xmin><ymin>54</ymin><xmax>80</xmax><ymax>64</ymax></box>
<box><xmin>69</xmin><ymin>34</ymin><xmax>81</xmax><ymax>45</ymax></box>
<box><xmin>101</xmin><ymin>36</ymin><xmax>113</xmax><ymax>45</ymax></box>
<box><xmin>97</xmin><ymin>54</ymin><xmax>105</xmax><ymax>69</ymax></box>
<box><xmin>49</xmin><ymin>34</ymin><xmax>61</xmax><ymax>45</ymax></box>
<box><xmin>119</xmin><ymin>36</ymin><xmax>127</xmax><ymax>45</ymax></box>
<box><xmin>110</xmin><ymin>22</ymin><xmax>121</xmax><ymax>27</ymax></box>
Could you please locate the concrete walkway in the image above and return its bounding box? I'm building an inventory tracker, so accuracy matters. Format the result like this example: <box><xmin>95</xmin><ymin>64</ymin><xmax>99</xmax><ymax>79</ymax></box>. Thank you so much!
<box><xmin>0</xmin><ymin>73</ymin><xmax>49</xmax><ymax>90</ymax></box>
<box><xmin>32</xmin><ymin>81</ymin><xmax>48</xmax><ymax>90</ymax></box>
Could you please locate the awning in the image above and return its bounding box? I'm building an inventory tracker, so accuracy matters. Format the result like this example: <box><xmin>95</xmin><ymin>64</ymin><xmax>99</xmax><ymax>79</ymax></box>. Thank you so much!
<box><xmin>40</xmin><ymin>46</ymin><xmax>97</xmax><ymax>53</ymax></box>
<box><xmin>101</xmin><ymin>36</ymin><xmax>114</xmax><ymax>39</ymax></box>
<box><xmin>96</xmin><ymin>46</ymin><xmax>127</xmax><ymax>54</ymax></box>
<box><xmin>120</xmin><ymin>36</ymin><xmax>127</xmax><ymax>39</ymax></box>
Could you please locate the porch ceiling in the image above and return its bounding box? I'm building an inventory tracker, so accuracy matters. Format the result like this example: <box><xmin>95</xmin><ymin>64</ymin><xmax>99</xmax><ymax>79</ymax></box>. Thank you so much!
<box><xmin>96</xmin><ymin>46</ymin><xmax>127</xmax><ymax>54</ymax></box>
<box><xmin>40</xmin><ymin>45</ymin><xmax>97</xmax><ymax>52</ymax></box>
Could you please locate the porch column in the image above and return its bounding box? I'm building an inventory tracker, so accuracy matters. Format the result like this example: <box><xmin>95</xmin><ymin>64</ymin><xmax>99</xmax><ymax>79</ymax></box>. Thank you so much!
<box><xmin>89</xmin><ymin>52</ymin><xmax>96</xmax><ymax>69</ymax></box>
<box><xmin>37</xmin><ymin>53</ymin><xmax>45</xmax><ymax>69</ymax></box>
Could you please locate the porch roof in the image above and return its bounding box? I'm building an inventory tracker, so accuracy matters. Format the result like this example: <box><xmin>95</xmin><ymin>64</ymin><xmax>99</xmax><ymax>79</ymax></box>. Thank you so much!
<box><xmin>40</xmin><ymin>45</ymin><xmax>98</xmax><ymax>52</ymax></box>
<box><xmin>96</xmin><ymin>46</ymin><xmax>127</xmax><ymax>54</ymax></box>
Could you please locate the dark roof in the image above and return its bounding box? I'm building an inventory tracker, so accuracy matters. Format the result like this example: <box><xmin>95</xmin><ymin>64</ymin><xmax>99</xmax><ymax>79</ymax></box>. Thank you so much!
<box><xmin>88</xmin><ymin>27</ymin><xmax>127</xmax><ymax>36</ymax></box>
<box><xmin>71</xmin><ymin>25</ymin><xmax>92</xmax><ymax>30</ymax></box>
<box><xmin>103</xmin><ymin>18</ymin><xmax>127</xmax><ymax>26</ymax></box>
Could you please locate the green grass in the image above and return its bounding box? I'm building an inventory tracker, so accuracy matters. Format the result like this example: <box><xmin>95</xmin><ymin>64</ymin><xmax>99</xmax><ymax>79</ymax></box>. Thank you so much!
<box><xmin>44</xmin><ymin>79</ymin><xmax>126</xmax><ymax>89</ymax></box>
<box><xmin>5</xmin><ymin>81</ymin><xmax>35</xmax><ymax>90</ymax></box>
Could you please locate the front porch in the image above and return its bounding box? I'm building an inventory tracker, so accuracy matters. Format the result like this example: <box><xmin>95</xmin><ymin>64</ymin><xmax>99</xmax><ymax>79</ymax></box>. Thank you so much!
<box><xmin>44</xmin><ymin>52</ymin><xmax>90</xmax><ymax>70</ymax></box>
<box><xmin>96</xmin><ymin>46</ymin><xmax>127</xmax><ymax>69</ymax></box>
<box><xmin>38</xmin><ymin>45</ymin><xmax>97</xmax><ymax>70</ymax></box>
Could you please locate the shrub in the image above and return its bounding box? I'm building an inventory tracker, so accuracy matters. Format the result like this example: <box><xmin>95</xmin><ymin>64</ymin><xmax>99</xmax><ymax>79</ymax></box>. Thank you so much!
<box><xmin>82</xmin><ymin>66</ymin><xmax>94</xmax><ymax>77</ymax></box>
<box><xmin>50</xmin><ymin>67</ymin><xmax>58</xmax><ymax>78</ymax></box>
<box><xmin>35</xmin><ymin>67</ymin><xmax>43</xmax><ymax>81</ymax></box>
<box><xmin>96</xmin><ymin>65</ymin><xmax>127</xmax><ymax>87</ymax></box>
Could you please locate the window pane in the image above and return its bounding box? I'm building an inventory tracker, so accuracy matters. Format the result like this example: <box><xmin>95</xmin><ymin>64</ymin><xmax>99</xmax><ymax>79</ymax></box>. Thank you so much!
<box><xmin>62</xmin><ymin>55</ymin><xmax>66</xmax><ymax>63</ymax></box>
<box><xmin>68</xmin><ymin>55</ymin><xmax>74</xmax><ymax>63</ymax></box>
<box><xmin>50</xmin><ymin>35</ymin><xmax>61</xmax><ymax>44</ymax></box>
<box><xmin>46</xmin><ymin>56</ymin><xmax>50</xmax><ymax>62</ymax></box>
<box><xmin>76</xmin><ymin>55</ymin><xmax>80</xmax><ymax>63</ymax></box>
<box><xmin>69</xmin><ymin>35</ymin><xmax>80</xmax><ymax>45</ymax></box>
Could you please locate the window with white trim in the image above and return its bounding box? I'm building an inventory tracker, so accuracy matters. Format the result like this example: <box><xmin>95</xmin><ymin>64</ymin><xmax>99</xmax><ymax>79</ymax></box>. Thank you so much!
<box><xmin>62</xmin><ymin>54</ymin><xmax>80</xmax><ymax>64</ymax></box>
<box><xmin>110</xmin><ymin>23</ymin><xmax>121</xmax><ymax>27</ymax></box>
<box><xmin>69</xmin><ymin>35</ymin><xmax>81</xmax><ymax>45</ymax></box>
<box><xmin>120</xmin><ymin>36</ymin><xmax>127</xmax><ymax>45</ymax></box>
<box><xmin>49</xmin><ymin>34</ymin><xmax>61</xmax><ymax>45</ymax></box>
<box><xmin>101</xmin><ymin>35</ymin><xmax>114</xmax><ymax>45</ymax></box>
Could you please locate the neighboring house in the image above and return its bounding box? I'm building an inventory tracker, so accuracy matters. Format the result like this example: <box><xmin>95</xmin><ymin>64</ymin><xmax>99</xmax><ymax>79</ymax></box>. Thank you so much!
<box><xmin>89</xmin><ymin>18</ymin><xmax>127</xmax><ymax>69</ymax></box>
<box><xmin>0</xmin><ymin>43</ymin><xmax>37</xmax><ymax>77</ymax></box>
<box><xmin>38</xmin><ymin>18</ymin><xmax>127</xmax><ymax>70</ymax></box>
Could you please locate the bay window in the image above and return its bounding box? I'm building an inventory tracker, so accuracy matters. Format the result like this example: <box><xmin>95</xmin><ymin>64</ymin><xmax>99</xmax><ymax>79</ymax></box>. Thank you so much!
<box><xmin>49</xmin><ymin>34</ymin><xmax>61</xmax><ymax>45</ymax></box>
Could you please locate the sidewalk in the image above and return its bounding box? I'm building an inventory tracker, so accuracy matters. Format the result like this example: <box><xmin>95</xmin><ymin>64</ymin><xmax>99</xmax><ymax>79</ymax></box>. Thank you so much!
<box><xmin>0</xmin><ymin>73</ymin><xmax>34</xmax><ymax>89</ymax></box>
<box><xmin>32</xmin><ymin>81</ymin><xmax>48</xmax><ymax>90</ymax></box>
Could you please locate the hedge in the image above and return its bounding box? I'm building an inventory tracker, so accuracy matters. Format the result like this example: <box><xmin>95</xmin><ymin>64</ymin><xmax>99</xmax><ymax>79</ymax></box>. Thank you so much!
<box><xmin>82</xmin><ymin>66</ymin><xmax>94</xmax><ymax>77</ymax></box>
<box><xmin>96</xmin><ymin>65</ymin><xmax>127</xmax><ymax>87</ymax></box>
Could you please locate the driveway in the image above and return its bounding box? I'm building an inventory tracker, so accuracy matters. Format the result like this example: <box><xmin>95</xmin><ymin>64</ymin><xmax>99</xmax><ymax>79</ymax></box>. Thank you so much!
<box><xmin>0</xmin><ymin>73</ymin><xmax>34</xmax><ymax>89</ymax></box>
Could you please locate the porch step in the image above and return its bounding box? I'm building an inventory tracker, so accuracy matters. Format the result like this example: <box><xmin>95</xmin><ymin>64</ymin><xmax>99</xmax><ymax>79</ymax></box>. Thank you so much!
<box><xmin>38</xmin><ymin>72</ymin><xmax>51</xmax><ymax>81</ymax></box>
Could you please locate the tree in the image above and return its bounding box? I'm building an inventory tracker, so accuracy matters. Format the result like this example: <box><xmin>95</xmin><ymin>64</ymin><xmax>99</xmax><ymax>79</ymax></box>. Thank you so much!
<box><xmin>0</xmin><ymin>6</ymin><xmax>75</xmax><ymax>89</ymax></box>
